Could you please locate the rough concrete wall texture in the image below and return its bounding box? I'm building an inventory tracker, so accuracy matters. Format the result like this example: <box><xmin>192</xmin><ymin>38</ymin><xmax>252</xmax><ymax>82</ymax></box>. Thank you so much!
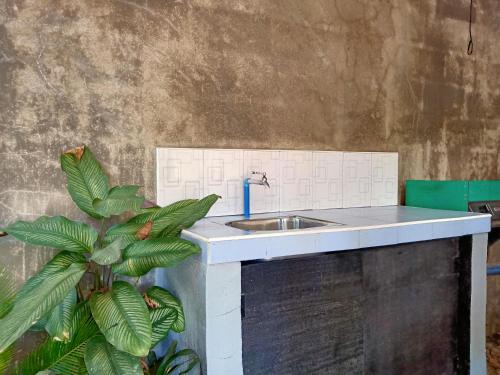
<box><xmin>0</xmin><ymin>0</ymin><xmax>498</xmax><ymax>352</ymax></box>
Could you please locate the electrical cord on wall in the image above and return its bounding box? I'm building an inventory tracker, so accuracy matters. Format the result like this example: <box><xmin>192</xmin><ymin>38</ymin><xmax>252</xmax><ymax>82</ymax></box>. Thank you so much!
<box><xmin>467</xmin><ymin>0</ymin><xmax>474</xmax><ymax>55</ymax></box>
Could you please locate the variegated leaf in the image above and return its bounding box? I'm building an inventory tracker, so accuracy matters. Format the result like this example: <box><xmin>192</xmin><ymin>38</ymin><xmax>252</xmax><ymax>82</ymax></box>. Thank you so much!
<box><xmin>84</xmin><ymin>336</ymin><xmax>142</xmax><ymax>375</ymax></box>
<box><xmin>0</xmin><ymin>252</ymin><xmax>86</xmax><ymax>352</ymax></box>
<box><xmin>60</xmin><ymin>146</ymin><xmax>109</xmax><ymax>218</ymax></box>
<box><xmin>90</xmin><ymin>237</ymin><xmax>126</xmax><ymax>266</ymax></box>
<box><xmin>112</xmin><ymin>238</ymin><xmax>199</xmax><ymax>277</ymax></box>
<box><xmin>102</xmin><ymin>222</ymin><xmax>146</xmax><ymax>248</ymax></box>
<box><xmin>16</xmin><ymin>302</ymin><xmax>99</xmax><ymax>375</ymax></box>
<box><xmin>145</xmin><ymin>286</ymin><xmax>185</xmax><ymax>334</ymax></box>
<box><xmin>1</xmin><ymin>216</ymin><xmax>98</xmax><ymax>253</ymax></box>
<box><xmin>128</xmin><ymin>195</ymin><xmax>219</xmax><ymax>237</ymax></box>
<box><xmin>89</xmin><ymin>281</ymin><xmax>151</xmax><ymax>357</ymax></box>
<box><xmin>93</xmin><ymin>185</ymin><xmax>144</xmax><ymax>218</ymax></box>
<box><xmin>45</xmin><ymin>288</ymin><xmax>77</xmax><ymax>342</ymax></box>
<box><xmin>0</xmin><ymin>263</ymin><xmax>16</xmax><ymax>319</ymax></box>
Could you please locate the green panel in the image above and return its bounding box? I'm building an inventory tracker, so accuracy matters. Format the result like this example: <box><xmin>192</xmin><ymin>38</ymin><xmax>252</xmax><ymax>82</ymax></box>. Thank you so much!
<box><xmin>469</xmin><ymin>180</ymin><xmax>500</xmax><ymax>201</ymax></box>
<box><xmin>405</xmin><ymin>180</ymin><xmax>469</xmax><ymax>211</ymax></box>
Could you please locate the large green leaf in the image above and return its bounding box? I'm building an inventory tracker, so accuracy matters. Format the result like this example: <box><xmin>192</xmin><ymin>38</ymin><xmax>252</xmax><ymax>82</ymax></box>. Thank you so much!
<box><xmin>158</xmin><ymin>194</ymin><xmax>219</xmax><ymax>237</ymax></box>
<box><xmin>128</xmin><ymin>195</ymin><xmax>219</xmax><ymax>237</ymax></box>
<box><xmin>1</xmin><ymin>216</ymin><xmax>98</xmax><ymax>253</ymax></box>
<box><xmin>150</xmin><ymin>308</ymin><xmax>176</xmax><ymax>349</ymax></box>
<box><xmin>0</xmin><ymin>252</ymin><xmax>86</xmax><ymax>352</ymax></box>
<box><xmin>145</xmin><ymin>286</ymin><xmax>185</xmax><ymax>334</ymax></box>
<box><xmin>90</xmin><ymin>237</ymin><xmax>126</xmax><ymax>266</ymax></box>
<box><xmin>156</xmin><ymin>341</ymin><xmax>200</xmax><ymax>375</ymax></box>
<box><xmin>45</xmin><ymin>288</ymin><xmax>77</xmax><ymax>342</ymax></box>
<box><xmin>16</xmin><ymin>302</ymin><xmax>99</xmax><ymax>375</ymax></box>
<box><xmin>22</xmin><ymin>253</ymin><xmax>84</xmax><ymax>334</ymax></box>
<box><xmin>112</xmin><ymin>238</ymin><xmax>200</xmax><ymax>277</ymax></box>
<box><xmin>158</xmin><ymin>341</ymin><xmax>177</xmax><ymax>373</ymax></box>
<box><xmin>84</xmin><ymin>336</ymin><xmax>142</xmax><ymax>375</ymax></box>
<box><xmin>89</xmin><ymin>281</ymin><xmax>151</xmax><ymax>357</ymax></box>
<box><xmin>60</xmin><ymin>146</ymin><xmax>109</xmax><ymax>218</ymax></box>
<box><xmin>0</xmin><ymin>265</ymin><xmax>15</xmax><ymax>374</ymax></box>
<box><xmin>102</xmin><ymin>222</ymin><xmax>148</xmax><ymax>248</ymax></box>
<box><xmin>0</xmin><ymin>263</ymin><xmax>16</xmax><ymax>319</ymax></box>
<box><xmin>129</xmin><ymin>199</ymin><xmax>197</xmax><ymax>224</ymax></box>
<box><xmin>93</xmin><ymin>185</ymin><xmax>145</xmax><ymax>218</ymax></box>
<box><xmin>16</xmin><ymin>252</ymin><xmax>85</xmax><ymax>301</ymax></box>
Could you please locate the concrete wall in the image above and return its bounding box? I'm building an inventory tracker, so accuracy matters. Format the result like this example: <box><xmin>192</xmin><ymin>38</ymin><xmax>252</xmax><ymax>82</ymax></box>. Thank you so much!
<box><xmin>0</xmin><ymin>0</ymin><xmax>499</xmax><ymax>349</ymax></box>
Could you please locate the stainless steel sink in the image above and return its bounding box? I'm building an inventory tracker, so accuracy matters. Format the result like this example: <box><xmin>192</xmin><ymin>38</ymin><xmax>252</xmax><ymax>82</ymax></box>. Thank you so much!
<box><xmin>226</xmin><ymin>215</ymin><xmax>341</xmax><ymax>232</ymax></box>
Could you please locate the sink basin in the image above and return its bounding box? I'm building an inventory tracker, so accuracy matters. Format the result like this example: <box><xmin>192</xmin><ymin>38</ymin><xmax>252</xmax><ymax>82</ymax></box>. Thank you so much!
<box><xmin>226</xmin><ymin>215</ymin><xmax>341</xmax><ymax>232</ymax></box>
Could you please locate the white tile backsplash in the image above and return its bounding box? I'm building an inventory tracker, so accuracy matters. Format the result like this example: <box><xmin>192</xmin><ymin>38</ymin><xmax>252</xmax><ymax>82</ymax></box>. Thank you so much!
<box><xmin>243</xmin><ymin>150</ymin><xmax>280</xmax><ymax>214</ymax></box>
<box><xmin>342</xmin><ymin>152</ymin><xmax>372</xmax><ymax>208</ymax></box>
<box><xmin>312</xmin><ymin>151</ymin><xmax>343</xmax><ymax>209</ymax></box>
<box><xmin>156</xmin><ymin>148</ymin><xmax>204</xmax><ymax>207</ymax></box>
<box><xmin>279</xmin><ymin>151</ymin><xmax>313</xmax><ymax>211</ymax></box>
<box><xmin>156</xmin><ymin>148</ymin><xmax>398</xmax><ymax>216</ymax></box>
<box><xmin>371</xmin><ymin>152</ymin><xmax>398</xmax><ymax>206</ymax></box>
<box><xmin>203</xmin><ymin>149</ymin><xmax>244</xmax><ymax>216</ymax></box>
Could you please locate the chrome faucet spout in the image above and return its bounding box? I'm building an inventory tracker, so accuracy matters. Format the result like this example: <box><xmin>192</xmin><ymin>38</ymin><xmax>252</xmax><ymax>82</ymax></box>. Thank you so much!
<box><xmin>244</xmin><ymin>171</ymin><xmax>270</xmax><ymax>218</ymax></box>
<box><xmin>249</xmin><ymin>171</ymin><xmax>270</xmax><ymax>188</ymax></box>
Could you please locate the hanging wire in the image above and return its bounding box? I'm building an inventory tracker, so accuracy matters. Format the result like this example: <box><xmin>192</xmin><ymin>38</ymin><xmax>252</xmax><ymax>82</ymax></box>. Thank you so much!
<box><xmin>467</xmin><ymin>0</ymin><xmax>474</xmax><ymax>55</ymax></box>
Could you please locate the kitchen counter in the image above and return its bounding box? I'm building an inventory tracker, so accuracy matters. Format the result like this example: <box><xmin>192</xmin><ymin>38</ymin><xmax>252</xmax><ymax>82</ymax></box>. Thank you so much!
<box><xmin>158</xmin><ymin>205</ymin><xmax>490</xmax><ymax>374</ymax></box>
<box><xmin>181</xmin><ymin>205</ymin><xmax>491</xmax><ymax>264</ymax></box>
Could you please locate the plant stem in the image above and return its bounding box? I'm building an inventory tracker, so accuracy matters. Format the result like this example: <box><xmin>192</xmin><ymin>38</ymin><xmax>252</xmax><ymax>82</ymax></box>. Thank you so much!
<box><xmin>95</xmin><ymin>219</ymin><xmax>108</xmax><ymax>289</ymax></box>
<box><xmin>97</xmin><ymin>218</ymin><xmax>106</xmax><ymax>248</ymax></box>
<box><xmin>76</xmin><ymin>283</ymin><xmax>84</xmax><ymax>301</ymax></box>
<box><xmin>94</xmin><ymin>270</ymin><xmax>100</xmax><ymax>290</ymax></box>
<box><xmin>107</xmin><ymin>266</ymin><xmax>113</xmax><ymax>287</ymax></box>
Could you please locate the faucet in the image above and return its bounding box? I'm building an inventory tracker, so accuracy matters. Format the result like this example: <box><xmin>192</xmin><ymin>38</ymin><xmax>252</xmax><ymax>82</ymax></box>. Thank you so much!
<box><xmin>243</xmin><ymin>171</ymin><xmax>270</xmax><ymax>218</ymax></box>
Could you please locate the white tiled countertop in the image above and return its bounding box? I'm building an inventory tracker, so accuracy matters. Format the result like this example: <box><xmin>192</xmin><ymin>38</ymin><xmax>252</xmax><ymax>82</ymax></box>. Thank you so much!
<box><xmin>181</xmin><ymin>206</ymin><xmax>491</xmax><ymax>264</ymax></box>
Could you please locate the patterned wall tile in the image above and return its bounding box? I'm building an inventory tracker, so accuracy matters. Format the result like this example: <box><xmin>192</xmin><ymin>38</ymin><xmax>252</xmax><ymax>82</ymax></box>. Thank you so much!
<box><xmin>156</xmin><ymin>148</ymin><xmax>203</xmax><ymax>207</ymax></box>
<box><xmin>371</xmin><ymin>152</ymin><xmax>398</xmax><ymax>206</ymax></box>
<box><xmin>342</xmin><ymin>152</ymin><xmax>372</xmax><ymax>208</ymax></box>
<box><xmin>157</xmin><ymin>148</ymin><xmax>399</xmax><ymax>216</ymax></box>
<box><xmin>243</xmin><ymin>150</ymin><xmax>280</xmax><ymax>214</ymax></box>
<box><xmin>279</xmin><ymin>151</ymin><xmax>313</xmax><ymax>211</ymax></box>
<box><xmin>204</xmin><ymin>149</ymin><xmax>244</xmax><ymax>216</ymax></box>
<box><xmin>312</xmin><ymin>151</ymin><xmax>343</xmax><ymax>209</ymax></box>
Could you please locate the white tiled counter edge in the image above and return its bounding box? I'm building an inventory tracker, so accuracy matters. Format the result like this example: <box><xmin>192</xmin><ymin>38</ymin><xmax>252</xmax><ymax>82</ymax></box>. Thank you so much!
<box><xmin>180</xmin><ymin>206</ymin><xmax>492</xmax><ymax>264</ymax></box>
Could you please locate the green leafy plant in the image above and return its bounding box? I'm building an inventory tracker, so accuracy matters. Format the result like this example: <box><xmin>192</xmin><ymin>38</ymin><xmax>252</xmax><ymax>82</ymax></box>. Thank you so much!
<box><xmin>146</xmin><ymin>341</ymin><xmax>200</xmax><ymax>375</ymax></box>
<box><xmin>0</xmin><ymin>145</ymin><xmax>219</xmax><ymax>374</ymax></box>
<box><xmin>0</xmin><ymin>264</ymin><xmax>15</xmax><ymax>374</ymax></box>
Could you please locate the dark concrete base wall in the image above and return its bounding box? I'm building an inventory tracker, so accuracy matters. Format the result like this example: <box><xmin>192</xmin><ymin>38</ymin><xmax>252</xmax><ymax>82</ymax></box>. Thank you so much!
<box><xmin>487</xmin><ymin>242</ymin><xmax>500</xmax><ymax>335</ymax></box>
<box><xmin>241</xmin><ymin>238</ymin><xmax>472</xmax><ymax>375</ymax></box>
